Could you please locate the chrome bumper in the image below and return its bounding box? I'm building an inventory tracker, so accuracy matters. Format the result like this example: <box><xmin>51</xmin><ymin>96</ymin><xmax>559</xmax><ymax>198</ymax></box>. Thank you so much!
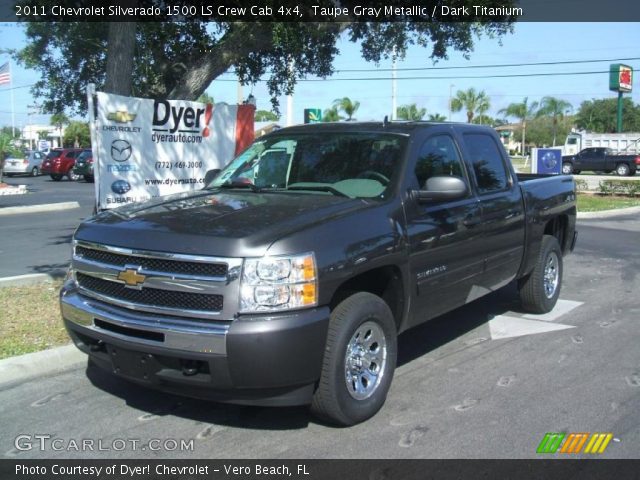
<box><xmin>61</xmin><ymin>287</ymin><xmax>229</xmax><ymax>355</ymax></box>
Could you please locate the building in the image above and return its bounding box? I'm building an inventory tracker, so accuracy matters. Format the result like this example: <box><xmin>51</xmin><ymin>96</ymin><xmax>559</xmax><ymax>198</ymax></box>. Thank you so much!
<box><xmin>20</xmin><ymin>124</ymin><xmax>65</xmax><ymax>151</ymax></box>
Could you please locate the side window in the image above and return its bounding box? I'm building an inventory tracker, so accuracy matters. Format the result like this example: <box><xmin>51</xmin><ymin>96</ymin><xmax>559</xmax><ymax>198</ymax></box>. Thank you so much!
<box><xmin>414</xmin><ymin>135</ymin><xmax>464</xmax><ymax>189</ymax></box>
<box><xmin>462</xmin><ymin>133</ymin><xmax>509</xmax><ymax>194</ymax></box>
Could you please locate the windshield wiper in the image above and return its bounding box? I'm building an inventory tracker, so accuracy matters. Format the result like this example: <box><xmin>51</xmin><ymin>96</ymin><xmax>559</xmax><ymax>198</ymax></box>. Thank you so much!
<box><xmin>218</xmin><ymin>180</ymin><xmax>262</xmax><ymax>193</ymax></box>
<box><xmin>286</xmin><ymin>185</ymin><xmax>350</xmax><ymax>198</ymax></box>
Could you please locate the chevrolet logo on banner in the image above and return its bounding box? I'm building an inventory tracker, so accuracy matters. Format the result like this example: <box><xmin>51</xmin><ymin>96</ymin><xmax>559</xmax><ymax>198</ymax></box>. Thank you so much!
<box><xmin>117</xmin><ymin>268</ymin><xmax>146</xmax><ymax>289</ymax></box>
<box><xmin>107</xmin><ymin>110</ymin><xmax>137</xmax><ymax>123</ymax></box>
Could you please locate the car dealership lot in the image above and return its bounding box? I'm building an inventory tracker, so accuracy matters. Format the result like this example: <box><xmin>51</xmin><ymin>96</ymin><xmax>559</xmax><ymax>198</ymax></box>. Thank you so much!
<box><xmin>0</xmin><ymin>210</ymin><xmax>638</xmax><ymax>459</ymax></box>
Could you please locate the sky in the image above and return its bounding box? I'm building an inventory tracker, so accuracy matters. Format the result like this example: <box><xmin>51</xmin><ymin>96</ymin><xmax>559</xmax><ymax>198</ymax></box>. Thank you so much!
<box><xmin>0</xmin><ymin>22</ymin><xmax>639</xmax><ymax>130</ymax></box>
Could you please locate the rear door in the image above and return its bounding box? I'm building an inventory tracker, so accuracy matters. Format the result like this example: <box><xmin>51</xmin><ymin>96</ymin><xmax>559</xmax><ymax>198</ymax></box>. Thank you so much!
<box><xmin>458</xmin><ymin>129</ymin><xmax>525</xmax><ymax>295</ymax></box>
<box><xmin>405</xmin><ymin>128</ymin><xmax>483</xmax><ymax>325</ymax></box>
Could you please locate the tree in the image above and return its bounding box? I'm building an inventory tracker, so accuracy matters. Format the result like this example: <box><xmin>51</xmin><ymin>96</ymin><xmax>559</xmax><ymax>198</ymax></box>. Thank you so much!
<box><xmin>427</xmin><ymin>113</ymin><xmax>447</xmax><ymax>122</ymax></box>
<box><xmin>575</xmin><ymin>98</ymin><xmax>640</xmax><ymax>133</ymax></box>
<box><xmin>37</xmin><ymin>130</ymin><xmax>49</xmax><ymax>140</ymax></box>
<box><xmin>322</xmin><ymin>106</ymin><xmax>343</xmax><ymax>122</ymax></box>
<box><xmin>50</xmin><ymin>112</ymin><xmax>69</xmax><ymax>145</ymax></box>
<box><xmin>0</xmin><ymin>133</ymin><xmax>13</xmax><ymax>183</ymax></box>
<box><xmin>255</xmin><ymin>110</ymin><xmax>279</xmax><ymax>122</ymax></box>
<box><xmin>397</xmin><ymin>103</ymin><xmax>426</xmax><ymax>121</ymax></box>
<box><xmin>197</xmin><ymin>92</ymin><xmax>214</xmax><ymax>104</ymax></box>
<box><xmin>16</xmin><ymin>9</ymin><xmax>515</xmax><ymax>114</ymax></box>
<box><xmin>521</xmin><ymin>115</ymin><xmax>573</xmax><ymax>148</ymax></box>
<box><xmin>499</xmin><ymin>97</ymin><xmax>539</xmax><ymax>155</ymax></box>
<box><xmin>333</xmin><ymin>97</ymin><xmax>360</xmax><ymax>121</ymax></box>
<box><xmin>451</xmin><ymin>88</ymin><xmax>490</xmax><ymax>123</ymax></box>
<box><xmin>536</xmin><ymin>96</ymin><xmax>572</xmax><ymax>146</ymax></box>
<box><xmin>63</xmin><ymin>121</ymin><xmax>90</xmax><ymax>147</ymax></box>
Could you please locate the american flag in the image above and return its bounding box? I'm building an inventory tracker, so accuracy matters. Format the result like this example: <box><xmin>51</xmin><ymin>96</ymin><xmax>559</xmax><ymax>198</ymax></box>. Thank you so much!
<box><xmin>0</xmin><ymin>62</ymin><xmax>10</xmax><ymax>85</ymax></box>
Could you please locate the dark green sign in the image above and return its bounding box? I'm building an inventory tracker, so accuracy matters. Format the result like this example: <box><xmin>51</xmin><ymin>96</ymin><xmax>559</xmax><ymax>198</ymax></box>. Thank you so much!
<box><xmin>304</xmin><ymin>108</ymin><xmax>322</xmax><ymax>124</ymax></box>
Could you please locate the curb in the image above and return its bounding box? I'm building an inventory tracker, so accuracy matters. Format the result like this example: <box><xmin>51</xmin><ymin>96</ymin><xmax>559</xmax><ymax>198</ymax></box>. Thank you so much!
<box><xmin>0</xmin><ymin>344</ymin><xmax>86</xmax><ymax>388</ymax></box>
<box><xmin>0</xmin><ymin>273</ymin><xmax>59</xmax><ymax>288</ymax></box>
<box><xmin>577</xmin><ymin>205</ymin><xmax>640</xmax><ymax>219</ymax></box>
<box><xmin>0</xmin><ymin>201</ymin><xmax>80</xmax><ymax>216</ymax></box>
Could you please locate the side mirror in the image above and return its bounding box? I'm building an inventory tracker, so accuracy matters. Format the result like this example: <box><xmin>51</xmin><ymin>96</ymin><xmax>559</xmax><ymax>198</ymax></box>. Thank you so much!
<box><xmin>413</xmin><ymin>176</ymin><xmax>468</xmax><ymax>203</ymax></box>
<box><xmin>203</xmin><ymin>168</ymin><xmax>221</xmax><ymax>186</ymax></box>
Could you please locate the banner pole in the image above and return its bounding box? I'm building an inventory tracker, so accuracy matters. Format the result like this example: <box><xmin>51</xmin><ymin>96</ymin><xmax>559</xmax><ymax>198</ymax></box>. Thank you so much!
<box><xmin>86</xmin><ymin>83</ymin><xmax>99</xmax><ymax>213</ymax></box>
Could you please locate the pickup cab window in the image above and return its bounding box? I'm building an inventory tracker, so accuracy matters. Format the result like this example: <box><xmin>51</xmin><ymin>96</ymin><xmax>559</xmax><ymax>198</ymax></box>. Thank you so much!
<box><xmin>463</xmin><ymin>133</ymin><xmax>510</xmax><ymax>194</ymax></box>
<box><xmin>415</xmin><ymin>135</ymin><xmax>465</xmax><ymax>189</ymax></box>
<box><xmin>210</xmin><ymin>133</ymin><xmax>407</xmax><ymax>199</ymax></box>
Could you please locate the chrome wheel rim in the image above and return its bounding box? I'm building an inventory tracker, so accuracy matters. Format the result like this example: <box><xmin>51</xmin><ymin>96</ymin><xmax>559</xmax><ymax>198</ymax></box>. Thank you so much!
<box><xmin>562</xmin><ymin>164</ymin><xmax>571</xmax><ymax>174</ymax></box>
<box><xmin>543</xmin><ymin>252</ymin><xmax>559</xmax><ymax>299</ymax></box>
<box><xmin>344</xmin><ymin>321</ymin><xmax>387</xmax><ymax>400</ymax></box>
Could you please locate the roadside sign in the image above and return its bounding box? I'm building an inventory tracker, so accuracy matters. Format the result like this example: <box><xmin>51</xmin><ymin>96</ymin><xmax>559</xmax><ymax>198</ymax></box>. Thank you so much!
<box><xmin>38</xmin><ymin>139</ymin><xmax>50</xmax><ymax>152</ymax></box>
<box><xmin>304</xmin><ymin>108</ymin><xmax>322</xmax><ymax>124</ymax></box>
<box><xmin>609</xmin><ymin>64</ymin><xmax>633</xmax><ymax>93</ymax></box>
<box><xmin>532</xmin><ymin>148</ymin><xmax>562</xmax><ymax>174</ymax></box>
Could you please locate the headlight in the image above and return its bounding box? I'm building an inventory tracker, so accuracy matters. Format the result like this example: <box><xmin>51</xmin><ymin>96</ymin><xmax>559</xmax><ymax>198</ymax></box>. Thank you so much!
<box><xmin>240</xmin><ymin>253</ymin><xmax>317</xmax><ymax>313</ymax></box>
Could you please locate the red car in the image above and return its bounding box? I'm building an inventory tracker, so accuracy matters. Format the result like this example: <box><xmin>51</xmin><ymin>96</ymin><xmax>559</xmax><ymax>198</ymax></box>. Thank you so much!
<box><xmin>40</xmin><ymin>148</ymin><xmax>85</xmax><ymax>181</ymax></box>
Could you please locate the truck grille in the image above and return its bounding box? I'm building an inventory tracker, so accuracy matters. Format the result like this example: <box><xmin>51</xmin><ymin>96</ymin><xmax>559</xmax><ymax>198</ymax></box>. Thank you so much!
<box><xmin>76</xmin><ymin>273</ymin><xmax>223</xmax><ymax>312</ymax></box>
<box><xmin>75</xmin><ymin>245</ymin><xmax>227</xmax><ymax>278</ymax></box>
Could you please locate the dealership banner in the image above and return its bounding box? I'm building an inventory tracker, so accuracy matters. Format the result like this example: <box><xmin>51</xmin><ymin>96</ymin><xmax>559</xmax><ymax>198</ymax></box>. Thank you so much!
<box><xmin>91</xmin><ymin>90</ymin><xmax>254</xmax><ymax>210</ymax></box>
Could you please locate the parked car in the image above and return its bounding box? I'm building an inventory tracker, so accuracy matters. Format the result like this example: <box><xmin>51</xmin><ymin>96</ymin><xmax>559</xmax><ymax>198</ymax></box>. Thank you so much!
<box><xmin>3</xmin><ymin>151</ymin><xmax>45</xmax><ymax>177</ymax></box>
<box><xmin>561</xmin><ymin>147</ymin><xmax>640</xmax><ymax>176</ymax></box>
<box><xmin>40</xmin><ymin>148</ymin><xmax>85</xmax><ymax>181</ymax></box>
<box><xmin>61</xmin><ymin>122</ymin><xmax>577</xmax><ymax>426</ymax></box>
<box><xmin>72</xmin><ymin>149</ymin><xmax>94</xmax><ymax>182</ymax></box>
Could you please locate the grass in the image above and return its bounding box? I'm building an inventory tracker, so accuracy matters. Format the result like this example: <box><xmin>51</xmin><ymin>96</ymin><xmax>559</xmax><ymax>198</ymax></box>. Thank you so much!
<box><xmin>0</xmin><ymin>280</ymin><xmax>70</xmax><ymax>359</ymax></box>
<box><xmin>577</xmin><ymin>193</ymin><xmax>640</xmax><ymax>212</ymax></box>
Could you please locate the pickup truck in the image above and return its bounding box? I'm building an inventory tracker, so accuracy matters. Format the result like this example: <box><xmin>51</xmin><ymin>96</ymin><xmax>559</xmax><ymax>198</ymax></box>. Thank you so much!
<box><xmin>561</xmin><ymin>147</ymin><xmax>640</xmax><ymax>176</ymax></box>
<box><xmin>61</xmin><ymin>122</ymin><xmax>577</xmax><ymax>426</ymax></box>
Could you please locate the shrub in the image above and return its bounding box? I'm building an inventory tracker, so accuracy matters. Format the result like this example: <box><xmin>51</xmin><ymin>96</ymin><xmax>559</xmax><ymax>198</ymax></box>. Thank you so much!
<box><xmin>598</xmin><ymin>179</ymin><xmax>640</xmax><ymax>196</ymax></box>
<box><xmin>574</xmin><ymin>178</ymin><xmax>589</xmax><ymax>191</ymax></box>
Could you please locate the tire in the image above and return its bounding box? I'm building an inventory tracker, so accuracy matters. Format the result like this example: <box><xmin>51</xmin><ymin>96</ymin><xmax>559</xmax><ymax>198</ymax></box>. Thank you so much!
<box><xmin>31</xmin><ymin>166</ymin><xmax>39</xmax><ymax>177</ymax></box>
<box><xmin>311</xmin><ymin>292</ymin><xmax>397</xmax><ymax>426</ymax></box>
<box><xmin>561</xmin><ymin>163</ymin><xmax>573</xmax><ymax>174</ymax></box>
<box><xmin>518</xmin><ymin>235</ymin><xmax>563</xmax><ymax>314</ymax></box>
<box><xmin>84</xmin><ymin>175</ymin><xmax>94</xmax><ymax>183</ymax></box>
<box><xmin>50</xmin><ymin>174</ymin><xmax>63</xmax><ymax>181</ymax></box>
<box><xmin>67</xmin><ymin>170</ymin><xmax>81</xmax><ymax>181</ymax></box>
<box><xmin>616</xmin><ymin>163</ymin><xmax>630</xmax><ymax>176</ymax></box>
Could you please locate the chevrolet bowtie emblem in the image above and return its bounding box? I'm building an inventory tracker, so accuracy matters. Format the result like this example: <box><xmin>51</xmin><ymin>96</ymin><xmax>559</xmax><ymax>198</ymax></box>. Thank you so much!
<box><xmin>107</xmin><ymin>110</ymin><xmax>137</xmax><ymax>123</ymax></box>
<box><xmin>117</xmin><ymin>268</ymin><xmax>146</xmax><ymax>288</ymax></box>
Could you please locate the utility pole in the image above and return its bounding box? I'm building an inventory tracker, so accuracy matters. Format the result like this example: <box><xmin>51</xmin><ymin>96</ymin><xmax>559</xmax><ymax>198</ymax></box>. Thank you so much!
<box><xmin>391</xmin><ymin>47</ymin><xmax>397</xmax><ymax>120</ymax></box>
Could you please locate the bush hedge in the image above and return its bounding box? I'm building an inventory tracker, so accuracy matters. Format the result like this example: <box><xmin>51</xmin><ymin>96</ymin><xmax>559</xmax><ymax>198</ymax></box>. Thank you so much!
<box><xmin>598</xmin><ymin>179</ymin><xmax>640</xmax><ymax>196</ymax></box>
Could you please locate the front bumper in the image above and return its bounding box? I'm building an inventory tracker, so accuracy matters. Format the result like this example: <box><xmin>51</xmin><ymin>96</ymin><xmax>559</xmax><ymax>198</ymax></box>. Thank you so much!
<box><xmin>73</xmin><ymin>164</ymin><xmax>93</xmax><ymax>176</ymax></box>
<box><xmin>60</xmin><ymin>284</ymin><xmax>330</xmax><ymax>406</ymax></box>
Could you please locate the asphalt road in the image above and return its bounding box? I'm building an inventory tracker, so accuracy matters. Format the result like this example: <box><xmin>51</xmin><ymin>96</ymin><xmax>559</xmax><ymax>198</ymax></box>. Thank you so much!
<box><xmin>0</xmin><ymin>175</ymin><xmax>95</xmax><ymax>278</ymax></box>
<box><xmin>0</xmin><ymin>211</ymin><xmax>638</xmax><ymax>459</ymax></box>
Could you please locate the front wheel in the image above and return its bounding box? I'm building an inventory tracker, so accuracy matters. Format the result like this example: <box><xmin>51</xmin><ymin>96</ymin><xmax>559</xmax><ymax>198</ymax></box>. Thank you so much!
<box><xmin>67</xmin><ymin>170</ymin><xmax>81</xmax><ymax>181</ymax></box>
<box><xmin>616</xmin><ymin>163</ymin><xmax>631</xmax><ymax>176</ymax></box>
<box><xmin>311</xmin><ymin>292</ymin><xmax>397</xmax><ymax>426</ymax></box>
<box><xmin>518</xmin><ymin>235</ymin><xmax>563</xmax><ymax>314</ymax></box>
<box><xmin>562</xmin><ymin>162</ymin><xmax>573</xmax><ymax>174</ymax></box>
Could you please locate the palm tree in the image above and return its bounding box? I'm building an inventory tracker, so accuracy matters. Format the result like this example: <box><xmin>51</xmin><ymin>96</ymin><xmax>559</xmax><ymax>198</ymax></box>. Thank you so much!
<box><xmin>537</xmin><ymin>96</ymin><xmax>572</xmax><ymax>146</ymax></box>
<box><xmin>427</xmin><ymin>113</ymin><xmax>447</xmax><ymax>122</ymax></box>
<box><xmin>499</xmin><ymin>97</ymin><xmax>539</xmax><ymax>155</ymax></box>
<box><xmin>50</xmin><ymin>112</ymin><xmax>69</xmax><ymax>147</ymax></box>
<box><xmin>450</xmin><ymin>88</ymin><xmax>490</xmax><ymax>123</ymax></box>
<box><xmin>396</xmin><ymin>103</ymin><xmax>426</xmax><ymax>121</ymax></box>
<box><xmin>322</xmin><ymin>106</ymin><xmax>343</xmax><ymax>122</ymax></box>
<box><xmin>0</xmin><ymin>133</ymin><xmax>12</xmax><ymax>183</ymax></box>
<box><xmin>333</xmin><ymin>97</ymin><xmax>360</xmax><ymax>121</ymax></box>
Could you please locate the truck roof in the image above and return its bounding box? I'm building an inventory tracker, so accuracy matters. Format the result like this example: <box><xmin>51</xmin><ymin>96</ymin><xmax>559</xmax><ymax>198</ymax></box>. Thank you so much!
<box><xmin>267</xmin><ymin>121</ymin><xmax>493</xmax><ymax>136</ymax></box>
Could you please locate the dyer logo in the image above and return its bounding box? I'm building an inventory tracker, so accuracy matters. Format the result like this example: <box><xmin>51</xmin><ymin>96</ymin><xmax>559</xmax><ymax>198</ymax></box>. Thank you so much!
<box><xmin>152</xmin><ymin>100</ymin><xmax>213</xmax><ymax>137</ymax></box>
<box><xmin>111</xmin><ymin>140</ymin><xmax>132</xmax><ymax>162</ymax></box>
<box><xmin>537</xmin><ymin>432</ymin><xmax>613</xmax><ymax>454</ymax></box>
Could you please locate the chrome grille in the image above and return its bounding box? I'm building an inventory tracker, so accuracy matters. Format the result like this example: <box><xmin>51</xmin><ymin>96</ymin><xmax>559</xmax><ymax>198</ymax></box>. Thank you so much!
<box><xmin>72</xmin><ymin>240</ymin><xmax>242</xmax><ymax>320</ymax></box>
<box><xmin>76</xmin><ymin>273</ymin><xmax>223</xmax><ymax>312</ymax></box>
<box><xmin>75</xmin><ymin>245</ymin><xmax>227</xmax><ymax>278</ymax></box>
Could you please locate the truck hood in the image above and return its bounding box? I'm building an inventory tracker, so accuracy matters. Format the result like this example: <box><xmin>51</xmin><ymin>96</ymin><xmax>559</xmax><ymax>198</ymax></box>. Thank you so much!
<box><xmin>75</xmin><ymin>189</ymin><xmax>369</xmax><ymax>257</ymax></box>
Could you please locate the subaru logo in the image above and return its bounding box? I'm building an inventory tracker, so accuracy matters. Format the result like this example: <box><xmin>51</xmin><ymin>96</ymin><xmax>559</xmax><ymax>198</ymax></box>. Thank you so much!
<box><xmin>111</xmin><ymin>139</ymin><xmax>132</xmax><ymax>162</ymax></box>
<box><xmin>111</xmin><ymin>180</ymin><xmax>131</xmax><ymax>194</ymax></box>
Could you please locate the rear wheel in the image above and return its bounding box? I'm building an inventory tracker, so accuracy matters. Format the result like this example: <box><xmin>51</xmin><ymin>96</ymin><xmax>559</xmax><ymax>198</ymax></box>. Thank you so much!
<box><xmin>519</xmin><ymin>235</ymin><xmax>563</xmax><ymax>314</ymax></box>
<box><xmin>616</xmin><ymin>163</ymin><xmax>631</xmax><ymax>176</ymax></box>
<box><xmin>31</xmin><ymin>166</ymin><xmax>39</xmax><ymax>177</ymax></box>
<box><xmin>67</xmin><ymin>169</ymin><xmax>81</xmax><ymax>181</ymax></box>
<box><xmin>561</xmin><ymin>163</ymin><xmax>573</xmax><ymax>174</ymax></box>
<box><xmin>311</xmin><ymin>292</ymin><xmax>397</xmax><ymax>426</ymax></box>
<box><xmin>50</xmin><ymin>174</ymin><xmax>63</xmax><ymax>181</ymax></box>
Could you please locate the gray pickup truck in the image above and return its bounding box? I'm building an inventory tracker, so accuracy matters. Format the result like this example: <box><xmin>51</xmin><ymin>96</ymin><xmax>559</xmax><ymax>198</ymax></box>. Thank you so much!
<box><xmin>61</xmin><ymin>122</ymin><xmax>577</xmax><ymax>425</ymax></box>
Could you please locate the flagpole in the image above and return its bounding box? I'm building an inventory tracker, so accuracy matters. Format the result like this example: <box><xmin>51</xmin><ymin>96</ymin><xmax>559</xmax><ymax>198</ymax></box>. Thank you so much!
<box><xmin>9</xmin><ymin>60</ymin><xmax>15</xmax><ymax>138</ymax></box>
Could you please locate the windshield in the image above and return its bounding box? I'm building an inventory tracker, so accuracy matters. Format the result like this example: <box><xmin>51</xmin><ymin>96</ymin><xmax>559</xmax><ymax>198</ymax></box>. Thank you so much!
<box><xmin>208</xmin><ymin>132</ymin><xmax>407</xmax><ymax>199</ymax></box>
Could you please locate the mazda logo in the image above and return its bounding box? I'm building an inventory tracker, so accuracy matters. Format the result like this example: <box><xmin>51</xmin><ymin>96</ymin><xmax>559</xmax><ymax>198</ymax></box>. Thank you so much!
<box><xmin>111</xmin><ymin>139</ymin><xmax>132</xmax><ymax>162</ymax></box>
